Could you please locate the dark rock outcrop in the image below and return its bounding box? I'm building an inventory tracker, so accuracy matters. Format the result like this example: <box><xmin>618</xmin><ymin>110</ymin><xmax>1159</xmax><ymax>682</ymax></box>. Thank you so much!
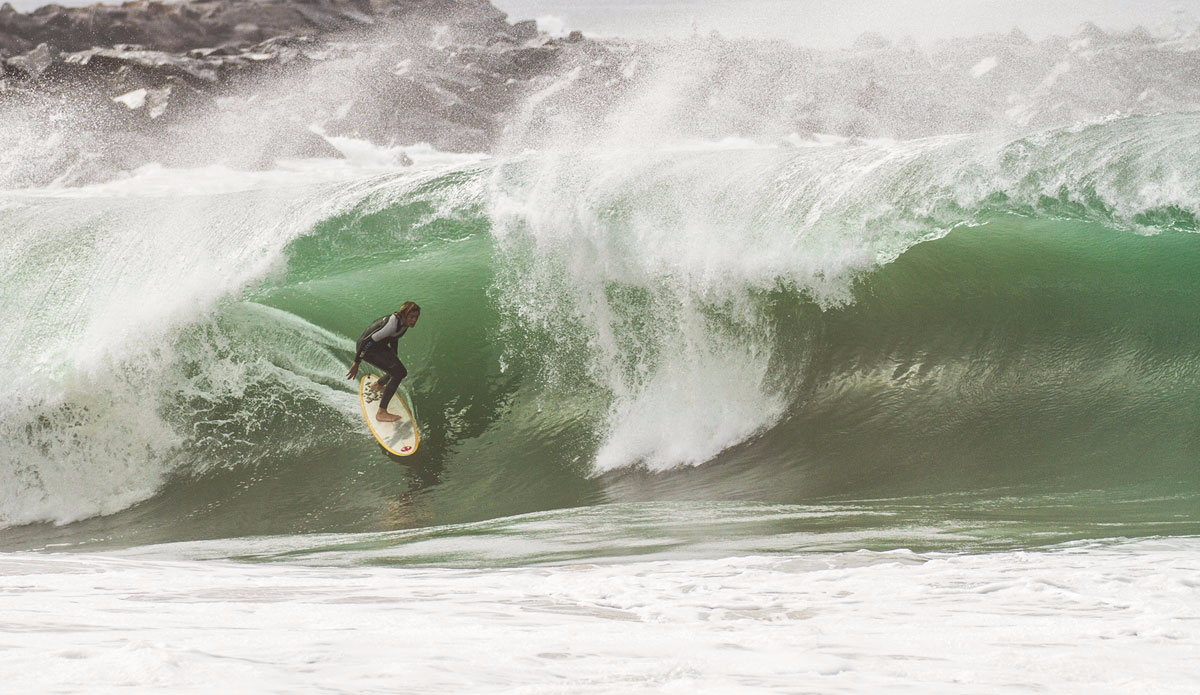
<box><xmin>3</xmin><ymin>0</ymin><xmax>1200</xmax><ymax>190</ymax></box>
<box><xmin>0</xmin><ymin>0</ymin><xmax>583</xmax><ymax>186</ymax></box>
<box><xmin>0</xmin><ymin>0</ymin><xmax>507</xmax><ymax>54</ymax></box>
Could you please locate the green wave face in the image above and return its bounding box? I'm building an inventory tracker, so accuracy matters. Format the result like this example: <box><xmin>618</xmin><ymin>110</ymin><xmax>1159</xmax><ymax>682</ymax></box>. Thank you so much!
<box><xmin>2</xmin><ymin>113</ymin><xmax>1200</xmax><ymax>552</ymax></box>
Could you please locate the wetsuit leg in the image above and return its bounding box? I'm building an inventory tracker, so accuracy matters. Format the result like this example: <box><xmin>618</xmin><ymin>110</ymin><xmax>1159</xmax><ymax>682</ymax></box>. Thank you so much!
<box><xmin>363</xmin><ymin>346</ymin><xmax>407</xmax><ymax>409</ymax></box>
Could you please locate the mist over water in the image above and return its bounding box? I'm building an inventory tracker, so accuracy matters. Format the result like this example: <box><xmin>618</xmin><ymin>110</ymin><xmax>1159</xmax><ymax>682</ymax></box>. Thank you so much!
<box><xmin>494</xmin><ymin>0</ymin><xmax>1200</xmax><ymax>47</ymax></box>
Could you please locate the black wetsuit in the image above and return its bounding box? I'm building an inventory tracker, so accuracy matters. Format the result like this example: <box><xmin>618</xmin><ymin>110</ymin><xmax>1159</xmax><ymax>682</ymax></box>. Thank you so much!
<box><xmin>356</xmin><ymin>314</ymin><xmax>408</xmax><ymax>409</ymax></box>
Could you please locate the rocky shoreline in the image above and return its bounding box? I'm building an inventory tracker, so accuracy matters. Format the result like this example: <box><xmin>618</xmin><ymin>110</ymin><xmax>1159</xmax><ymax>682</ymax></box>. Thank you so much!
<box><xmin>1</xmin><ymin>0</ymin><xmax>501</xmax><ymax>54</ymax></box>
<box><xmin>0</xmin><ymin>0</ymin><xmax>591</xmax><ymax>185</ymax></box>
<box><xmin>4</xmin><ymin>2</ymin><xmax>1200</xmax><ymax>188</ymax></box>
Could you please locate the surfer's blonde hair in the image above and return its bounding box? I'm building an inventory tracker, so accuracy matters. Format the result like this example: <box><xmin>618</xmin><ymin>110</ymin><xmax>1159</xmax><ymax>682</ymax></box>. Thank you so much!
<box><xmin>398</xmin><ymin>301</ymin><xmax>421</xmax><ymax>321</ymax></box>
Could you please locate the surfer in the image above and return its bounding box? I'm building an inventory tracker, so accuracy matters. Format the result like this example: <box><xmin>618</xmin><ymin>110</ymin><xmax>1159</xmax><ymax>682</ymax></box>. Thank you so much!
<box><xmin>346</xmin><ymin>301</ymin><xmax>420</xmax><ymax>423</ymax></box>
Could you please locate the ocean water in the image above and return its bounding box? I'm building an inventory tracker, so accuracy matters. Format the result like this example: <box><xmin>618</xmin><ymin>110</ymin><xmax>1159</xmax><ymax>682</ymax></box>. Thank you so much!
<box><xmin>3</xmin><ymin>17</ymin><xmax>1200</xmax><ymax>693</ymax></box>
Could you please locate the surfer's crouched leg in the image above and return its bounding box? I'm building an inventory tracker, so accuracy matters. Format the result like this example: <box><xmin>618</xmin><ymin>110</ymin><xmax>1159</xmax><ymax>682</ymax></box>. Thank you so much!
<box><xmin>378</xmin><ymin>364</ymin><xmax>406</xmax><ymax>409</ymax></box>
<box><xmin>364</xmin><ymin>346</ymin><xmax>407</xmax><ymax>420</ymax></box>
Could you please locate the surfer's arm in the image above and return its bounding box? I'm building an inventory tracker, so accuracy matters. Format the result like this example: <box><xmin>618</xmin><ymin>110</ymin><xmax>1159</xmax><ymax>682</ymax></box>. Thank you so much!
<box><xmin>346</xmin><ymin>339</ymin><xmax>374</xmax><ymax>380</ymax></box>
<box><xmin>348</xmin><ymin>314</ymin><xmax>403</xmax><ymax>378</ymax></box>
<box><xmin>347</xmin><ymin>338</ymin><xmax>378</xmax><ymax>379</ymax></box>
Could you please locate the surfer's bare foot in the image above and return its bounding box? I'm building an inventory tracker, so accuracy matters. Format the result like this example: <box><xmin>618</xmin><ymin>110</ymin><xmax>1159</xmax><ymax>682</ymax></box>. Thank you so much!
<box><xmin>376</xmin><ymin>409</ymin><xmax>400</xmax><ymax>423</ymax></box>
<box><xmin>370</xmin><ymin>381</ymin><xmax>385</xmax><ymax>393</ymax></box>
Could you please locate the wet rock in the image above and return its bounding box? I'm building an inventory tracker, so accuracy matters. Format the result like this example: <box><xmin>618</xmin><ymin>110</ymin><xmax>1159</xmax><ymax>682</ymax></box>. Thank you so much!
<box><xmin>0</xmin><ymin>0</ymin><xmax>396</xmax><ymax>54</ymax></box>
<box><xmin>257</xmin><ymin>123</ymin><xmax>346</xmax><ymax>165</ymax></box>
<box><xmin>0</xmin><ymin>0</ymin><xmax>603</xmax><ymax>187</ymax></box>
<box><xmin>65</xmin><ymin>45</ymin><xmax>223</xmax><ymax>85</ymax></box>
<box><xmin>5</xmin><ymin>41</ymin><xmax>57</xmax><ymax>80</ymax></box>
<box><xmin>508</xmin><ymin>19</ymin><xmax>537</xmax><ymax>42</ymax></box>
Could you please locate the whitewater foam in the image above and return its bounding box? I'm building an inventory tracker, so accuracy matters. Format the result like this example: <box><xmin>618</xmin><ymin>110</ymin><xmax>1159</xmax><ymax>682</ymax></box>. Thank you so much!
<box><xmin>1</xmin><ymin>536</ymin><xmax>1196</xmax><ymax>694</ymax></box>
<box><xmin>482</xmin><ymin>111</ymin><xmax>1200</xmax><ymax>473</ymax></box>
<box><xmin>0</xmin><ymin>162</ymin><xmax>467</xmax><ymax>527</ymax></box>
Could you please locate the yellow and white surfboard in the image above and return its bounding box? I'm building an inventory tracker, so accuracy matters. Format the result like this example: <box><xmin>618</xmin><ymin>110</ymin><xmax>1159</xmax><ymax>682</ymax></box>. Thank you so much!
<box><xmin>359</xmin><ymin>374</ymin><xmax>419</xmax><ymax>456</ymax></box>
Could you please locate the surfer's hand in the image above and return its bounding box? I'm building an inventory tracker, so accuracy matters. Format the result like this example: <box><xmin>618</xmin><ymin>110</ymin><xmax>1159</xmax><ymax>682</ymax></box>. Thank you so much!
<box><xmin>346</xmin><ymin>362</ymin><xmax>359</xmax><ymax>380</ymax></box>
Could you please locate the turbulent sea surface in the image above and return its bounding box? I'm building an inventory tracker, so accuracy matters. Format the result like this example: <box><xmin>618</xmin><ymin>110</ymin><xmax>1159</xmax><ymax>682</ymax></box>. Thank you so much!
<box><xmin>3</xmin><ymin>22</ymin><xmax>1200</xmax><ymax>693</ymax></box>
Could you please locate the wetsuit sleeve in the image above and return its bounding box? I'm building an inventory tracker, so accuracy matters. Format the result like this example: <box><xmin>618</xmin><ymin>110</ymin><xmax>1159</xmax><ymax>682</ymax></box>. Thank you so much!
<box><xmin>369</xmin><ymin>315</ymin><xmax>401</xmax><ymax>343</ymax></box>
<box><xmin>358</xmin><ymin>316</ymin><xmax>407</xmax><ymax>360</ymax></box>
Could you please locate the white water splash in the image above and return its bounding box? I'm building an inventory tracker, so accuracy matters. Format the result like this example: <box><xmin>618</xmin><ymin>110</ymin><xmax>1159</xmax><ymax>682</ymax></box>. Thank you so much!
<box><xmin>1</xmin><ymin>536</ymin><xmax>1196</xmax><ymax>693</ymax></box>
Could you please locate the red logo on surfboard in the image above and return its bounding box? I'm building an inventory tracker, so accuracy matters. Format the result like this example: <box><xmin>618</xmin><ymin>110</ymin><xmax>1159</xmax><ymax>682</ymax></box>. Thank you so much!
<box><xmin>401</xmin><ymin>446</ymin><xmax>412</xmax><ymax>452</ymax></box>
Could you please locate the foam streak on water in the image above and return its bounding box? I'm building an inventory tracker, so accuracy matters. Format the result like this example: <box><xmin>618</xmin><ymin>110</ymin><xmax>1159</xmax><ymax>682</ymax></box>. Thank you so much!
<box><xmin>1</xmin><ymin>536</ymin><xmax>1197</xmax><ymax>694</ymax></box>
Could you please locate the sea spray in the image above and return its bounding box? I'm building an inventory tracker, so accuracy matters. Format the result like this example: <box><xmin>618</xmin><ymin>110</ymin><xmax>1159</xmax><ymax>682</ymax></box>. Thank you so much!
<box><xmin>0</xmin><ymin>8</ymin><xmax>1198</xmax><ymax>691</ymax></box>
<box><xmin>483</xmin><ymin>114</ymin><xmax>1200</xmax><ymax>475</ymax></box>
<box><xmin>0</xmin><ymin>173</ymin><xmax>397</xmax><ymax>526</ymax></box>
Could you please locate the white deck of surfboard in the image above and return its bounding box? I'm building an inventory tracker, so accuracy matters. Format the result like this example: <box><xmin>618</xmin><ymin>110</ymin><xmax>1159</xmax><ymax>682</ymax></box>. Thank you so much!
<box><xmin>359</xmin><ymin>374</ymin><xmax>419</xmax><ymax>456</ymax></box>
